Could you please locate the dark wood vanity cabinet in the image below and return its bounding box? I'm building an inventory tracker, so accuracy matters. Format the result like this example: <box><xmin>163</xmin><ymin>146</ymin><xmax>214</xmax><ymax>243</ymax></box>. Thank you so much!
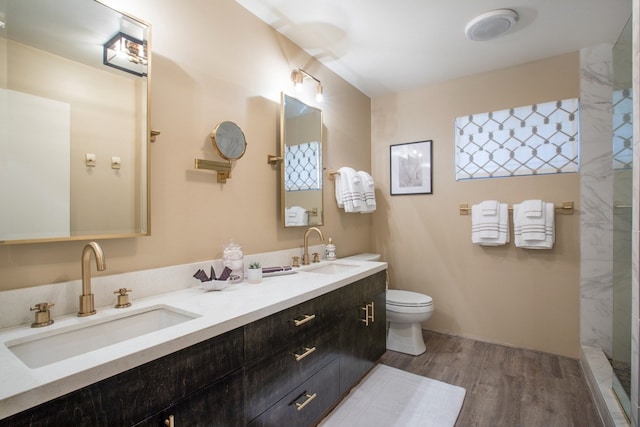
<box><xmin>0</xmin><ymin>327</ymin><xmax>245</xmax><ymax>427</ymax></box>
<box><xmin>245</xmin><ymin>270</ymin><xmax>387</xmax><ymax>426</ymax></box>
<box><xmin>0</xmin><ymin>270</ymin><xmax>386</xmax><ymax>427</ymax></box>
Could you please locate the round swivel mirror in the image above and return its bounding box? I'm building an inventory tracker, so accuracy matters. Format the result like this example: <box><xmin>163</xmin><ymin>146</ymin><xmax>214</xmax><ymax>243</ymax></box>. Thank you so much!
<box><xmin>211</xmin><ymin>121</ymin><xmax>247</xmax><ymax>161</ymax></box>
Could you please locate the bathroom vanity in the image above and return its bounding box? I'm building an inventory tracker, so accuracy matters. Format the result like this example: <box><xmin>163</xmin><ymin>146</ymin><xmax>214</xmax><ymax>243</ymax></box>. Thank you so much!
<box><xmin>0</xmin><ymin>260</ymin><xmax>386</xmax><ymax>426</ymax></box>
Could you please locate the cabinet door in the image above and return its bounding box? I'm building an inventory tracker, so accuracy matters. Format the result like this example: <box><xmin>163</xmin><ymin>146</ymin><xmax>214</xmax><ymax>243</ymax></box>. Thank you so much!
<box><xmin>134</xmin><ymin>370</ymin><xmax>244</xmax><ymax>427</ymax></box>
<box><xmin>339</xmin><ymin>290</ymin><xmax>386</xmax><ymax>394</ymax></box>
<box><xmin>248</xmin><ymin>359</ymin><xmax>340</xmax><ymax>427</ymax></box>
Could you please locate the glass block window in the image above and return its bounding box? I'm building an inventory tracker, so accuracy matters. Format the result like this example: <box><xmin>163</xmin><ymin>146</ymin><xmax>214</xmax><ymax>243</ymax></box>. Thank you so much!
<box><xmin>455</xmin><ymin>98</ymin><xmax>580</xmax><ymax>180</ymax></box>
<box><xmin>284</xmin><ymin>141</ymin><xmax>322</xmax><ymax>191</ymax></box>
<box><xmin>613</xmin><ymin>88</ymin><xmax>632</xmax><ymax>170</ymax></box>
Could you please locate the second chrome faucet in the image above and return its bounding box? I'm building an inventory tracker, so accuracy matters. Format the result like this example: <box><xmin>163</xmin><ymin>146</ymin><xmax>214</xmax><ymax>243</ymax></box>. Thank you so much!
<box><xmin>78</xmin><ymin>241</ymin><xmax>106</xmax><ymax>317</ymax></box>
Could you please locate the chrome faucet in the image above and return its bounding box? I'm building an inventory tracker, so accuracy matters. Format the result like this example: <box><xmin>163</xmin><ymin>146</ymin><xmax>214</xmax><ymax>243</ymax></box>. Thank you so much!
<box><xmin>78</xmin><ymin>242</ymin><xmax>106</xmax><ymax>317</ymax></box>
<box><xmin>302</xmin><ymin>227</ymin><xmax>325</xmax><ymax>265</ymax></box>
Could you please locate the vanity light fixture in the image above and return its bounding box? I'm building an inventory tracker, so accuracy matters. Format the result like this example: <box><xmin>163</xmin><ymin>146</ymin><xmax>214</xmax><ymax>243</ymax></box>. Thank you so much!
<box><xmin>465</xmin><ymin>9</ymin><xmax>519</xmax><ymax>41</ymax></box>
<box><xmin>291</xmin><ymin>69</ymin><xmax>324</xmax><ymax>102</ymax></box>
<box><xmin>103</xmin><ymin>32</ymin><xmax>148</xmax><ymax>76</ymax></box>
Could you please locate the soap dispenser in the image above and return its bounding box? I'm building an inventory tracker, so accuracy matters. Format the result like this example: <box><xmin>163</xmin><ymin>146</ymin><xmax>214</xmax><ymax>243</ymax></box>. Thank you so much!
<box><xmin>325</xmin><ymin>238</ymin><xmax>336</xmax><ymax>260</ymax></box>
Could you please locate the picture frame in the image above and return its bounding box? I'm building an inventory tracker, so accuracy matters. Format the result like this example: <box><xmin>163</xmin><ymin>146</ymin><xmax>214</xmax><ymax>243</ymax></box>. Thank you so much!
<box><xmin>390</xmin><ymin>140</ymin><xmax>433</xmax><ymax>195</ymax></box>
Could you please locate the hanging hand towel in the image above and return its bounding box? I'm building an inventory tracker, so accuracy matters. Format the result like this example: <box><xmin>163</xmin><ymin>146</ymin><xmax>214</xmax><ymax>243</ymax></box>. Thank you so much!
<box><xmin>285</xmin><ymin>206</ymin><xmax>308</xmax><ymax>226</ymax></box>
<box><xmin>357</xmin><ymin>170</ymin><xmax>376</xmax><ymax>213</ymax></box>
<box><xmin>338</xmin><ymin>167</ymin><xmax>362</xmax><ymax>213</ymax></box>
<box><xmin>334</xmin><ymin>171</ymin><xmax>344</xmax><ymax>208</ymax></box>
<box><xmin>471</xmin><ymin>201</ymin><xmax>509</xmax><ymax>246</ymax></box>
<box><xmin>480</xmin><ymin>200</ymin><xmax>499</xmax><ymax>216</ymax></box>
<box><xmin>513</xmin><ymin>201</ymin><xmax>555</xmax><ymax>249</ymax></box>
<box><xmin>521</xmin><ymin>199</ymin><xmax>543</xmax><ymax>218</ymax></box>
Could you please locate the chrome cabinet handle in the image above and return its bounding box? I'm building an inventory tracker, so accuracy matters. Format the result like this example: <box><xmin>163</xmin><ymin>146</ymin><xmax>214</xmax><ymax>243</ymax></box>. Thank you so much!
<box><xmin>295</xmin><ymin>393</ymin><xmax>317</xmax><ymax>411</ymax></box>
<box><xmin>293</xmin><ymin>346</ymin><xmax>317</xmax><ymax>362</ymax></box>
<box><xmin>293</xmin><ymin>313</ymin><xmax>315</xmax><ymax>327</ymax></box>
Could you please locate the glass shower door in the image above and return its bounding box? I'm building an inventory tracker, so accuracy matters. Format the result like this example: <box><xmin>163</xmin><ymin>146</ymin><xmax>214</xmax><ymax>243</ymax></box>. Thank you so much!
<box><xmin>611</xmin><ymin>14</ymin><xmax>632</xmax><ymax>418</ymax></box>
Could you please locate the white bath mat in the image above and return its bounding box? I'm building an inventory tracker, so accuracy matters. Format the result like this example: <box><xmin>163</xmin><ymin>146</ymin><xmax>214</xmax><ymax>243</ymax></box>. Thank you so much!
<box><xmin>319</xmin><ymin>364</ymin><xmax>466</xmax><ymax>427</ymax></box>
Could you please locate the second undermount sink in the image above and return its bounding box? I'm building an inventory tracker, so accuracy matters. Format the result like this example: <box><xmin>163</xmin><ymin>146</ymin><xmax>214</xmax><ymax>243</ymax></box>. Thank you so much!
<box><xmin>302</xmin><ymin>262</ymin><xmax>360</xmax><ymax>275</ymax></box>
<box><xmin>6</xmin><ymin>305</ymin><xmax>200</xmax><ymax>369</ymax></box>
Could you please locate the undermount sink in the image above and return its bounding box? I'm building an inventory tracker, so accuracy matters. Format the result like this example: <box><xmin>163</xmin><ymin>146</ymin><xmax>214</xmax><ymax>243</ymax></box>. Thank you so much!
<box><xmin>6</xmin><ymin>305</ymin><xmax>200</xmax><ymax>368</ymax></box>
<box><xmin>302</xmin><ymin>262</ymin><xmax>359</xmax><ymax>275</ymax></box>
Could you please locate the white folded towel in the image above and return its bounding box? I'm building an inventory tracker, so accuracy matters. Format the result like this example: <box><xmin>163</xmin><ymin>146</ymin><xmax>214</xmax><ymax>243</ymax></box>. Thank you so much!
<box><xmin>334</xmin><ymin>171</ymin><xmax>344</xmax><ymax>208</ymax></box>
<box><xmin>513</xmin><ymin>201</ymin><xmax>555</xmax><ymax>249</ymax></box>
<box><xmin>471</xmin><ymin>202</ymin><xmax>509</xmax><ymax>246</ymax></box>
<box><xmin>285</xmin><ymin>206</ymin><xmax>308</xmax><ymax>226</ymax></box>
<box><xmin>357</xmin><ymin>170</ymin><xmax>376</xmax><ymax>213</ymax></box>
<box><xmin>338</xmin><ymin>167</ymin><xmax>363</xmax><ymax>213</ymax></box>
<box><xmin>521</xmin><ymin>199</ymin><xmax>543</xmax><ymax>218</ymax></box>
<box><xmin>480</xmin><ymin>200</ymin><xmax>499</xmax><ymax>216</ymax></box>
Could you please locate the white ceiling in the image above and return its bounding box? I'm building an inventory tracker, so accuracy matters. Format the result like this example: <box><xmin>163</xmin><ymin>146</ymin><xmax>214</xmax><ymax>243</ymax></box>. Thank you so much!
<box><xmin>235</xmin><ymin>0</ymin><xmax>632</xmax><ymax>98</ymax></box>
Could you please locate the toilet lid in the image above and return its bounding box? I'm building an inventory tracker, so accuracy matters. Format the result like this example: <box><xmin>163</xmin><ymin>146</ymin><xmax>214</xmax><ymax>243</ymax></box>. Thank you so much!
<box><xmin>387</xmin><ymin>289</ymin><xmax>432</xmax><ymax>307</ymax></box>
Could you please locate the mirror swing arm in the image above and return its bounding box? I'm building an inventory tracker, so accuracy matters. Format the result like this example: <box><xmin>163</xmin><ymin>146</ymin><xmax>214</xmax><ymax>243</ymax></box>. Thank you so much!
<box><xmin>194</xmin><ymin>159</ymin><xmax>232</xmax><ymax>183</ymax></box>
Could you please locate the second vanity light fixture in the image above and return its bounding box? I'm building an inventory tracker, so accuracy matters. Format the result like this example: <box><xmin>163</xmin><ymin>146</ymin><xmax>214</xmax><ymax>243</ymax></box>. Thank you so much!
<box><xmin>103</xmin><ymin>32</ymin><xmax>148</xmax><ymax>76</ymax></box>
<box><xmin>291</xmin><ymin>69</ymin><xmax>323</xmax><ymax>102</ymax></box>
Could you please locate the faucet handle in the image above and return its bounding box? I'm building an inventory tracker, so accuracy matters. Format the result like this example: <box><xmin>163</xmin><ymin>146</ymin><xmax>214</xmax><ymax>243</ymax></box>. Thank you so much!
<box><xmin>30</xmin><ymin>302</ymin><xmax>54</xmax><ymax>328</ymax></box>
<box><xmin>114</xmin><ymin>288</ymin><xmax>132</xmax><ymax>309</ymax></box>
<box><xmin>292</xmin><ymin>256</ymin><xmax>300</xmax><ymax>268</ymax></box>
<box><xmin>312</xmin><ymin>252</ymin><xmax>320</xmax><ymax>263</ymax></box>
<box><xmin>30</xmin><ymin>302</ymin><xmax>54</xmax><ymax>312</ymax></box>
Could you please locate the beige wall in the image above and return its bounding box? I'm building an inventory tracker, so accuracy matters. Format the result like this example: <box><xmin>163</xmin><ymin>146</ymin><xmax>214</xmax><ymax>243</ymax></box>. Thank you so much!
<box><xmin>372</xmin><ymin>53</ymin><xmax>581</xmax><ymax>357</ymax></box>
<box><xmin>0</xmin><ymin>0</ymin><xmax>372</xmax><ymax>290</ymax></box>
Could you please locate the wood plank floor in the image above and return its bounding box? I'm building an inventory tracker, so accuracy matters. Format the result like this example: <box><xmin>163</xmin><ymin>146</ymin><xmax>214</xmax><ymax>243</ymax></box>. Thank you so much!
<box><xmin>379</xmin><ymin>330</ymin><xmax>604</xmax><ymax>427</ymax></box>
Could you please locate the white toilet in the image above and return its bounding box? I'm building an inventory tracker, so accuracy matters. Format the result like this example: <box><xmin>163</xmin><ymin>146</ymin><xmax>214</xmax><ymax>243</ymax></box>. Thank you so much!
<box><xmin>343</xmin><ymin>253</ymin><xmax>434</xmax><ymax>356</ymax></box>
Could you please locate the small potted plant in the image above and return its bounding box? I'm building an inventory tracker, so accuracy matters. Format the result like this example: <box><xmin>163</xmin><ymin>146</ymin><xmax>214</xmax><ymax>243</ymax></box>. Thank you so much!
<box><xmin>247</xmin><ymin>261</ymin><xmax>262</xmax><ymax>284</ymax></box>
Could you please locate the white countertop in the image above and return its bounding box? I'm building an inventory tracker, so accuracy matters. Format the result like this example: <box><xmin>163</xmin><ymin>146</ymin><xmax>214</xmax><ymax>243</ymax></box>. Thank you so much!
<box><xmin>0</xmin><ymin>259</ymin><xmax>386</xmax><ymax>420</ymax></box>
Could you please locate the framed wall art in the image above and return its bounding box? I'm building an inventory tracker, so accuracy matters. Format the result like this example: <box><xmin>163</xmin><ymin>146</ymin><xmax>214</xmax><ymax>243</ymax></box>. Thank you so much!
<box><xmin>390</xmin><ymin>140</ymin><xmax>433</xmax><ymax>195</ymax></box>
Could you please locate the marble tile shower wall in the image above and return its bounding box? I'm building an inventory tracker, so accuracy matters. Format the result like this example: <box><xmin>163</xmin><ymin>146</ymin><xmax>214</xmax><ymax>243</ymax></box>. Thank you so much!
<box><xmin>580</xmin><ymin>43</ymin><xmax>614</xmax><ymax>354</ymax></box>
<box><xmin>581</xmin><ymin>37</ymin><xmax>640</xmax><ymax>426</ymax></box>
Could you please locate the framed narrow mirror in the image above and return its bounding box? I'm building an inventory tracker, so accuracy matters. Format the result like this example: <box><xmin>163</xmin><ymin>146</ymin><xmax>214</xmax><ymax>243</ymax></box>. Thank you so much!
<box><xmin>280</xmin><ymin>93</ymin><xmax>323</xmax><ymax>228</ymax></box>
<box><xmin>0</xmin><ymin>0</ymin><xmax>151</xmax><ymax>243</ymax></box>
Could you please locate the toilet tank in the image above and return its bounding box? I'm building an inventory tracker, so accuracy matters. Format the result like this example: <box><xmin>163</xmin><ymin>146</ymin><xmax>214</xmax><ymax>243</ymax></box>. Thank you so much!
<box><xmin>342</xmin><ymin>253</ymin><xmax>381</xmax><ymax>261</ymax></box>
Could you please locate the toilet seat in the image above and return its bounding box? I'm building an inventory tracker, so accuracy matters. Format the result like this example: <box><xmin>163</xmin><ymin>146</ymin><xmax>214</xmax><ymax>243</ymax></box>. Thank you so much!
<box><xmin>387</xmin><ymin>289</ymin><xmax>432</xmax><ymax>314</ymax></box>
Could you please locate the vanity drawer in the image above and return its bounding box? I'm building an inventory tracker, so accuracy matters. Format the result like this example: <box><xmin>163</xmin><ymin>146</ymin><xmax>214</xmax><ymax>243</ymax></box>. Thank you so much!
<box><xmin>244</xmin><ymin>289</ymin><xmax>341</xmax><ymax>362</ymax></box>
<box><xmin>247</xmin><ymin>358</ymin><xmax>340</xmax><ymax>427</ymax></box>
<box><xmin>133</xmin><ymin>370</ymin><xmax>244</xmax><ymax>427</ymax></box>
<box><xmin>244</xmin><ymin>325</ymin><xmax>338</xmax><ymax>421</ymax></box>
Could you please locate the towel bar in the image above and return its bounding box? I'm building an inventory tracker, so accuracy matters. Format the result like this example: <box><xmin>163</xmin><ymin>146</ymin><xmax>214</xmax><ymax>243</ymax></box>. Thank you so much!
<box><xmin>459</xmin><ymin>201</ymin><xmax>574</xmax><ymax>216</ymax></box>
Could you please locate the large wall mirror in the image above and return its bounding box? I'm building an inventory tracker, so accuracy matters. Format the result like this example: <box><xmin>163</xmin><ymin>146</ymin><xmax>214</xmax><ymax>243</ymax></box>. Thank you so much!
<box><xmin>0</xmin><ymin>0</ymin><xmax>150</xmax><ymax>244</ymax></box>
<box><xmin>280</xmin><ymin>93</ymin><xmax>323</xmax><ymax>228</ymax></box>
